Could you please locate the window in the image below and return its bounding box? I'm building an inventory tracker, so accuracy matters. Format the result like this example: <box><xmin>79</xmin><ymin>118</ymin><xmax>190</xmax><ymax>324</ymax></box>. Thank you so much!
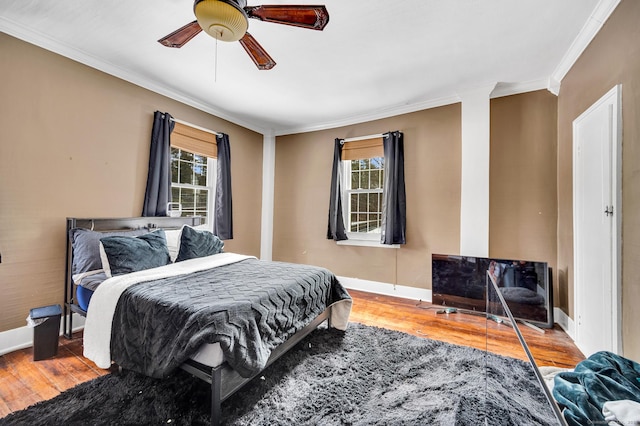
<box><xmin>171</xmin><ymin>148</ymin><xmax>216</xmax><ymax>227</ymax></box>
<box><xmin>339</xmin><ymin>137</ymin><xmax>385</xmax><ymax>241</ymax></box>
<box><xmin>343</xmin><ymin>157</ymin><xmax>384</xmax><ymax>238</ymax></box>
<box><xmin>328</xmin><ymin>132</ymin><xmax>405</xmax><ymax>247</ymax></box>
<box><xmin>169</xmin><ymin>121</ymin><xmax>218</xmax><ymax>230</ymax></box>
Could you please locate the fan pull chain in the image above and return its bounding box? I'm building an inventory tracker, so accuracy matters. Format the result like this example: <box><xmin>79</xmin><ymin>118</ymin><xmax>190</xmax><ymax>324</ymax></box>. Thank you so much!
<box><xmin>214</xmin><ymin>36</ymin><xmax>218</xmax><ymax>83</ymax></box>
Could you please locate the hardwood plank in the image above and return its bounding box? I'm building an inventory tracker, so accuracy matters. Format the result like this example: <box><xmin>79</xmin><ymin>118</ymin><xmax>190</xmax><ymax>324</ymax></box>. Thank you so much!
<box><xmin>31</xmin><ymin>346</ymin><xmax>103</xmax><ymax>388</ymax></box>
<box><xmin>348</xmin><ymin>289</ymin><xmax>585</xmax><ymax>369</ymax></box>
<box><xmin>0</xmin><ymin>289</ymin><xmax>585</xmax><ymax>419</ymax></box>
<box><xmin>3</xmin><ymin>349</ymin><xmax>61</xmax><ymax>400</ymax></box>
<box><xmin>0</xmin><ymin>353</ymin><xmax>43</xmax><ymax>413</ymax></box>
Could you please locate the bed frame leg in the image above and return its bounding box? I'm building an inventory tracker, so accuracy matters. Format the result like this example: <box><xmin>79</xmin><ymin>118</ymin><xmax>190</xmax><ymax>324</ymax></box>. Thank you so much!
<box><xmin>211</xmin><ymin>367</ymin><xmax>221</xmax><ymax>426</ymax></box>
<box><xmin>64</xmin><ymin>308</ymin><xmax>73</xmax><ymax>339</ymax></box>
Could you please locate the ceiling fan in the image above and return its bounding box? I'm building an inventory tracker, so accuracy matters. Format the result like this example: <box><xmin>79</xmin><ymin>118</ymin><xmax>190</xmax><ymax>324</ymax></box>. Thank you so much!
<box><xmin>158</xmin><ymin>0</ymin><xmax>329</xmax><ymax>70</ymax></box>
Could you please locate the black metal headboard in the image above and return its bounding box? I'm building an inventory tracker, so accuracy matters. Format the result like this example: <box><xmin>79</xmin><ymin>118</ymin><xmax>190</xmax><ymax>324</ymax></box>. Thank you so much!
<box><xmin>66</xmin><ymin>216</ymin><xmax>203</xmax><ymax>233</ymax></box>
<box><xmin>63</xmin><ymin>216</ymin><xmax>203</xmax><ymax>338</ymax></box>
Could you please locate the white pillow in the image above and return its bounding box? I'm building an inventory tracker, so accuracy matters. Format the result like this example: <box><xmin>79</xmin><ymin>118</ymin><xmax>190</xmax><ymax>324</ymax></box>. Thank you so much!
<box><xmin>164</xmin><ymin>227</ymin><xmax>183</xmax><ymax>262</ymax></box>
<box><xmin>98</xmin><ymin>243</ymin><xmax>113</xmax><ymax>278</ymax></box>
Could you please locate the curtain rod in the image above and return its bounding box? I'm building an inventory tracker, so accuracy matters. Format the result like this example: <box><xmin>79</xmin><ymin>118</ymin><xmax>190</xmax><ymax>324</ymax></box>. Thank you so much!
<box><xmin>341</xmin><ymin>132</ymin><xmax>387</xmax><ymax>143</ymax></box>
<box><xmin>166</xmin><ymin>116</ymin><xmax>221</xmax><ymax>136</ymax></box>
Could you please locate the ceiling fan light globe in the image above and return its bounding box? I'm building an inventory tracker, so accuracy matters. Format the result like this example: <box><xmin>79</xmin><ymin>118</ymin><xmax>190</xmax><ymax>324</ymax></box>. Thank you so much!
<box><xmin>194</xmin><ymin>0</ymin><xmax>248</xmax><ymax>42</ymax></box>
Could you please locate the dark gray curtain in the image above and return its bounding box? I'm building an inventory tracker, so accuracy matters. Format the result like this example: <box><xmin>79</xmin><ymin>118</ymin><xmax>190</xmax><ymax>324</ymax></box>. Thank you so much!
<box><xmin>142</xmin><ymin>111</ymin><xmax>174</xmax><ymax>217</ymax></box>
<box><xmin>381</xmin><ymin>131</ymin><xmax>406</xmax><ymax>245</ymax></box>
<box><xmin>327</xmin><ymin>138</ymin><xmax>347</xmax><ymax>241</ymax></box>
<box><xmin>213</xmin><ymin>133</ymin><xmax>233</xmax><ymax>240</ymax></box>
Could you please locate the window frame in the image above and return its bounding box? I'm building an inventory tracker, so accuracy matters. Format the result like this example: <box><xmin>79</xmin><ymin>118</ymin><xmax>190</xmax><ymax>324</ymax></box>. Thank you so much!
<box><xmin>341</xmin><ymin>157</ymin><xmax>384</xmax><ymax>242</ymax></box>
<box><xmin>170</xmin><ymin>147</ymin><xmax>217</xmax><ymax>231</ymax></box>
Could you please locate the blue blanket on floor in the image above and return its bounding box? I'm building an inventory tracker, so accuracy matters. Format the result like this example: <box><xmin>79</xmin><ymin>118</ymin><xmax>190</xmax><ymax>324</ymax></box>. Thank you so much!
<box><xmin>553</xmin><ymin>351</ymin><xmax>640</xmax><ymax>425</ymax></box>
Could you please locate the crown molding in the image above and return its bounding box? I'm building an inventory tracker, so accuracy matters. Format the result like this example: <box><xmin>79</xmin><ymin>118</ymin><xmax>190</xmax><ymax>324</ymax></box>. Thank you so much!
<box><xmin>547</xmin><ymin>77</ymin><xmax>562</xmax><ymax>96</ymax></box>
<box><xmin>0</xmin><ymin>17</ymin><xmax>269</xmax><ymax>135</ymax></box>
<box><xmin>550</xmin><ymin>0</ymin><xmax>621</xmax><ymax>90</ymax></box>
<box><xmin>490</xmin><ymin>79</ymin><xmax>550</xmax><ymax>99</ymax></box>
<box><xmin>274</xmin><ymin>94</ymin><xmax>462</xmax><ymax>136</ymax></box>
<box><xmin>276</xmin><ymin>78</ymin><xmax>557</xmax><ymax>136</ymax></box>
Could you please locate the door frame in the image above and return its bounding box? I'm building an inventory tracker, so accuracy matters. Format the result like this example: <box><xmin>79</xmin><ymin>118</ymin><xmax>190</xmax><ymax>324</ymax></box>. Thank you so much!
<box><xmin>572</xmin><ymin>84</ymin><xmax>622</xmax><ymax>355</ymax></box>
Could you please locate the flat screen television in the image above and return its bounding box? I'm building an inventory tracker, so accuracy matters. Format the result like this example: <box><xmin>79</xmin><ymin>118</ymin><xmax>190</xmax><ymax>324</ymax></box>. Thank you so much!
<box><xmin>431</xmin><ymin>254</ymin><xmax>553</xmax><ymax>328</ymax></box>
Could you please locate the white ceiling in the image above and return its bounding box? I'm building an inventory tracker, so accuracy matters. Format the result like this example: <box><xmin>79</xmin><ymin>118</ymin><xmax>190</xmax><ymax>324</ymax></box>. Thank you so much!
<box><xmin>0</xmin><ymin>0</ymin><xmax>615</xmax><ymax>135</ymax></box>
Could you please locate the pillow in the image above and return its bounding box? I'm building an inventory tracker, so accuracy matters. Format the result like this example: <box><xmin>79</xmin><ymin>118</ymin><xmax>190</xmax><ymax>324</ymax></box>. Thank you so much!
<box><xmin>69</xmin><ymin>227</ymin><xmax>148</xmax><ymax>283</ymax></box>
<box><xmin>99</xmin><ymin>230</ymin><xmax>171</xmax><ymax>277</ymax></box>
<box><xmin>176</xmin><ymin>225</ymin><xmax>224</xmax><ymax>262</ymax></box>
<box><xmin>164</xmin><ymin>228</ymin><xmax>182</xmax><ymax>262</ymax></box>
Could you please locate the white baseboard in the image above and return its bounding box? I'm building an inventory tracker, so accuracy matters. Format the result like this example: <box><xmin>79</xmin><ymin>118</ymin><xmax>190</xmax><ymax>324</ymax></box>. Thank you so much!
<box><xmin>554</xmin><ymin>307</ymin><xmax>575</xmax><ymax>339</ymax></box>
<box><xmin>338</xmin><ymin>276</ymin><xmax>432</xmax><ymax>302</ymax></box>
<box><xmin>0</xmin><ymin>314</ymin><xmax>85</xmax><ymax>356</ymax></box>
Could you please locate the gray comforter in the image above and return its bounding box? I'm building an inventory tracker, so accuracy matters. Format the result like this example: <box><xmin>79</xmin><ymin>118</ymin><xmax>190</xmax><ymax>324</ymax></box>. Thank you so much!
<box><xmin>110</xmin><ymin>258</ymin><xmax>351</xmax><ymax>378</ymax></box>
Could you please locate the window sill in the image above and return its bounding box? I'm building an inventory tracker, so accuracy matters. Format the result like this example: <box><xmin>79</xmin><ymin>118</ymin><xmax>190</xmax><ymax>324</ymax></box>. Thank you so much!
<box><xmin>336</xmin><ymin>239</ymin><xmax>400</xmax><ymax>249</ymax></box>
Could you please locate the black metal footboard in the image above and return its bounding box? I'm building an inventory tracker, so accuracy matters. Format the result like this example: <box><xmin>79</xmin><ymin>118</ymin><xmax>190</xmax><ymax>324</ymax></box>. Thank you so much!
<box><xmin>180</xmin><ymin>308</ymin><xmax>332</xmax><ymax>426</ymax></box>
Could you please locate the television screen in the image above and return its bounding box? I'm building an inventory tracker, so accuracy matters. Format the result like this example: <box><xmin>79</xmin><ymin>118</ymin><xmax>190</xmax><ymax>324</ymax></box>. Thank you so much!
<box><xmin>431</xmin><ymin>254</ymin><xmax>553</xmax><ymax>328</ymax></box>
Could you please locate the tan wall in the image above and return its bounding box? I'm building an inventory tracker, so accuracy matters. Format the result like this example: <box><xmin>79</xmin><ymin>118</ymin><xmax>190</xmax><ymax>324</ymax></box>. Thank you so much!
<box><xmin>557</xmin><ymin>0</ymin><xmax>640</xmax><ymax>358</ymax></box>
<box><xmin>0</xmin><ymin>34</ymin><xmax>263</xmax><ymax>332</ymax></box>
<box><xmin>489</xmin><ymin>91</ymin><xmax>558</xmax><ymax>294</ymax></box>
<box><xmin>273</xmin><ymin>104</ymin><xmax>462</xmax><ymax>290</ymax></box>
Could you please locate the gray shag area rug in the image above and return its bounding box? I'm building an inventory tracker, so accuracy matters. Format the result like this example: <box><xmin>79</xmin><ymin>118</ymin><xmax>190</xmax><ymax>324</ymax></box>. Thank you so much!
<box><xmin>0</xmin><ymin>323</ymin><xmax>557</xmax><ymax>426</ymax></box>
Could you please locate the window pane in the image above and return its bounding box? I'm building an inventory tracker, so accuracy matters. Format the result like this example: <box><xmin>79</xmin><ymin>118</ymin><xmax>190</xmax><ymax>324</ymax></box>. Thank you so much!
<box><xmin>351</xmin><ymin>160</ymin><xmax>358</xmax><ymax>171</ymax></box>
<box><xmin>179</xmin><ymin>161</ymin><xmax>193</xmax><ymax>184</ymax></box>
<box><xmin>360</xmin><ymin>171</ymin><xmax>370</xmax><ymax>189</ymax></box>
<box><xmin>194</xmin><ymin>164</ymin><xmax>207</xmax><ymax>186</ymax></box>
<box><xmin>369</xmin><ymin>193</ymin><xmax>379</xmax><ymax>211</ymax></box>
<box><xmin>181</xmin><ymin>188</ymin><xmax>195</xmax><ymax>210</ymax></box>
<box><xmin>171</xmin><ymin>160</ymin><xmax>179</xmax><ymax>183</ymax></box>
<box><xmin>351</xmin><ymin>172</ymin><xmax>359</xmax><ymax>190</ymax></box>
<box><xmin>172</xmin><ymin>187</ymin><xmax>180</xmax><ymax>201</ymax></box>
<box><xmin>359</xmin><ymin>159</ymin><xmax>369</xmax><ymax>170</ymax></box>
<box><xmin>358</xmin><ymin>193</ymin><xmax>367</xmax><ymax>212</ymax></box>
<box><xmin>350</xmin><ymin>194</ymin><xmax>358</xmax><ymax>213</ymax></box>
<box><xmin>370</xmin><ymin>170</ymin><xmax>380</xmax><ymax>189</ymax></box>
<box><xmin>193</xmin><ymin>154</ymin><xmax>206</xmax><ymax>164</ymax></box>
<box><xmin>196</xmin><ymin>190</ymin><xmax>209</xmax><ymax>209</ymax></box>
<box><xmin>180</xmin><ymin>150</ymin><xmax>193</xmax><ymax>161</ymax></box>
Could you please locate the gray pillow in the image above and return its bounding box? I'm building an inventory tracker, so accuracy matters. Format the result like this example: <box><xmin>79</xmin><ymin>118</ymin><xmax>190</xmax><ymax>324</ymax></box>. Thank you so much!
<box><xmin>100</xmin><ymin>230</ymin><xmax>171</xmax><ymax>276</ymax></box>
<box><xmin>176</xmin><ymin>225</ymin><xmax>224</xmax><ymax>262</ymax></box>
<box><xmin>69</xmin><ymin>227</ymin><xmax>148</xmax><ymax>278</ymax></box>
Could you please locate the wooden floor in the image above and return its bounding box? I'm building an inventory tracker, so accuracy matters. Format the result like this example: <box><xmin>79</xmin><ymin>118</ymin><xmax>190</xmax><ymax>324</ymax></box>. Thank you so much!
<box><xmin>0</xmin><ymin>289</ymin><xmax>585</xmax><ymax>419</ymax></box>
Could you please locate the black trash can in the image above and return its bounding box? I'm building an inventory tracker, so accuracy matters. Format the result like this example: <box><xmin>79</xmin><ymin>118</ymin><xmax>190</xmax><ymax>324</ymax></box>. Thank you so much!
<box><xmin>30</xmin><ymin>304</ymin><xmax>62</xmax><ymax>361</ymax></box>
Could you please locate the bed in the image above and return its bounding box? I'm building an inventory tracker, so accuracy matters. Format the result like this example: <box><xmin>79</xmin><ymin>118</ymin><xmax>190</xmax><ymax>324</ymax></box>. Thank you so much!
<box><xmin>63</xmin><ymin>216</ymin><xmax>352</xmax><ymax>426</ymax></box>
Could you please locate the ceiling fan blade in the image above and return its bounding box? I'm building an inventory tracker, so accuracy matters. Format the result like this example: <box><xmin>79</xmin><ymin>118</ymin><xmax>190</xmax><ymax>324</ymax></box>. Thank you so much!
<box><xmin>239</xmin><ymin>32</ymin><xmax>276</xmax><ymax>70</ymax></box>
<box><xmin>245</xmin><ymin>5</ymin><xmax>329</xmax><ymax>30</ymax></box>
<box><xmin>158</xmin><ymin>21</ymin><xmax>202</xmax><ymax>48</ymax></box>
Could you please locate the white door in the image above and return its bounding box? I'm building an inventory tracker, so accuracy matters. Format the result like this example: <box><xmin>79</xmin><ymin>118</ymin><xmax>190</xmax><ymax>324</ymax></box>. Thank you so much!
<box><xmin>573</xmin><ymin>85</ymin><xmax>622</xmax><ymax>358</ymax></box>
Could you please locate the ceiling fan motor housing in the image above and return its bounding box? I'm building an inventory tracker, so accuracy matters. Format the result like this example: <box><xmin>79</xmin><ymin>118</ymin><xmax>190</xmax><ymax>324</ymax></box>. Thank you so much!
<box><xmin>194</xmin><ymin>0</ymin><xmax>249</xmax><ymax>42</ymax></box>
